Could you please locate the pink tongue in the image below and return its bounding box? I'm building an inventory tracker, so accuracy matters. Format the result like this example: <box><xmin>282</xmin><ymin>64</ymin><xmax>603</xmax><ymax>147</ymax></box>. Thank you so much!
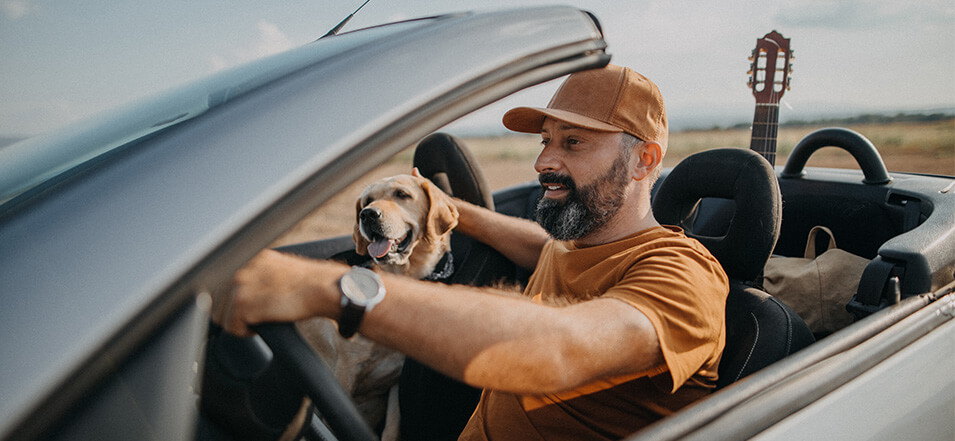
<box><xmin>368</xmin><ymin>239</ymin><xmax>395</xmax><ymax>258</ymax></box>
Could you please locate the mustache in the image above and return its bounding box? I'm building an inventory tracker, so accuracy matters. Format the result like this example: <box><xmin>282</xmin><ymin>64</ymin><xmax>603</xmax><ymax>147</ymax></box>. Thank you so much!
<box><xmin>538</xmin><ymin>172</ymin><xmax>576</xmax><ymax>191</ymax></box>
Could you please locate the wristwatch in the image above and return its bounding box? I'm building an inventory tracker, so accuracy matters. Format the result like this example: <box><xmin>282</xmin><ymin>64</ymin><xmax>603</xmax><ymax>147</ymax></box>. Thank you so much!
<box><xmin>337</xmin><ymin>266</ymin><xmax>386</xmax><ymax>338</ymax></box>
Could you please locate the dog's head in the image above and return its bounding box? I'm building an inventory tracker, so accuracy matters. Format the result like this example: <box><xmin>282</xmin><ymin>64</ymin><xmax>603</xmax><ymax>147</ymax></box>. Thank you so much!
<box><xmin>353</xmin><ymin>170</ymin><xmax>458</xmax><ymax>278</ymax></box>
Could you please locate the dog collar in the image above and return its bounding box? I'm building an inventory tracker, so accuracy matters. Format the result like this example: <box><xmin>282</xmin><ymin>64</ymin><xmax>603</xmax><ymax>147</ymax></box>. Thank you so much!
<box><xmin>423</xmin><ymin>252</ymin><xmax>455</xmax><ymax>282</ymax></box>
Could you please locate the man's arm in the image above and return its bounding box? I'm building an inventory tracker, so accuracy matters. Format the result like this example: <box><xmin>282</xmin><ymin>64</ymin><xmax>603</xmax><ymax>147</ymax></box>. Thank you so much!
<box><xmin>223</xmin><ymin>250</ymin><xmax>664</xmax><ymax>394</ymax></box>
<box><xmin>452</xmin><ymin>198</ymin><xmax>549</xmax><ymax>271</ymax></box>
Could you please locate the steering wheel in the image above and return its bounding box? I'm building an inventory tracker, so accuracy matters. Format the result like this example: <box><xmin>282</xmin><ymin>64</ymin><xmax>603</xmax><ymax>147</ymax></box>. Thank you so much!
<box><xmin>200</xmin><ymin>321</ymin><xmax>377</xmax><ymax>441</ymax></box>
<box><xmin>254</xmin><ymin>323</ymin><xmax>378</xmax><ymax>441</ymax></box>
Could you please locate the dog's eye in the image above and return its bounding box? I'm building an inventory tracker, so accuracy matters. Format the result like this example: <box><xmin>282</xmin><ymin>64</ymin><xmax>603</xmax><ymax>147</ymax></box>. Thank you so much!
<box><xmin>394</xmin><ymin>189</ymin><xmax>412</xmax><ymax>199</ymax></box>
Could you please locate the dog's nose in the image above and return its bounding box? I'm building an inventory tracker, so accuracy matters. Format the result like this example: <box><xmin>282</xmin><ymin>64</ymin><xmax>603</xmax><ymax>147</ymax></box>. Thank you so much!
<box><xmin>360</xmin><ymin>207</ymin><xmax>382</xmax><ymax>222</ymax></box>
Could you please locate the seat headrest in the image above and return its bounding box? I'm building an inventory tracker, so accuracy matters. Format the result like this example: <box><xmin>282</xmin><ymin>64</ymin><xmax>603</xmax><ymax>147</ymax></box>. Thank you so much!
<box><xmin>652</xmin><ymin>148</ymin><xmax>781</xmax><ymax>282</ymax></box>
<box><xmin>413</xmin><ymin>133</ymin><xmax>494</xmax><ymax>210</ymax></box>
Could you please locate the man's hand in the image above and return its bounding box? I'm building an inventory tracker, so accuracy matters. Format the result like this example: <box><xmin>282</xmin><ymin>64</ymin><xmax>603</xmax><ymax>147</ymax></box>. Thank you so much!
<box><xmin>218</xmin><ymin>250</ymin><xmax>348</xmax><ymax>337</ymax></box>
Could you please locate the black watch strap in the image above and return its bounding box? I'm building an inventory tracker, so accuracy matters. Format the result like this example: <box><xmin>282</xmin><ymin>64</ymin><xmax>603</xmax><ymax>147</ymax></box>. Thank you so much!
<box><xmin>338</xmin><ymin>301</ymin><xmax>365</xmax><ymax>338</ymax></box>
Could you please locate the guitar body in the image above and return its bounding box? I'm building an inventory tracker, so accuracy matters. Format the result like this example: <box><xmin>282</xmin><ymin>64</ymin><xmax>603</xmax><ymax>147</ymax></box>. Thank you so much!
<box><xmin>748</xmin><ymin>30</ymin><xmax>792</xmax><ymax>165</ymax></box>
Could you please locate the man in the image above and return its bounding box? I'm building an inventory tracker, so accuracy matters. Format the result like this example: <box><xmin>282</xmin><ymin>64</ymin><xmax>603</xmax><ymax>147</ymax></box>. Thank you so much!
<box><xmin>223</xmin><ymin>64</ymin><xmax>728</xmax><ymax>440</ymax></box>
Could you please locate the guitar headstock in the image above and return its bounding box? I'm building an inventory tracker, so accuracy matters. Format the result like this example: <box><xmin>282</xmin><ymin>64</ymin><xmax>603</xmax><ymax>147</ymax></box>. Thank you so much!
<box><xmin>748</xmin><ymin>30</ymin><xmax>793</xmax><ymax>104</ymax></box>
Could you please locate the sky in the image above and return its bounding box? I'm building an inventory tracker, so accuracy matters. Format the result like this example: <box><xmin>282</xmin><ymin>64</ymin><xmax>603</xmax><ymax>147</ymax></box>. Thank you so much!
<box><xmin>1</xmin><ymin>0</ymin><xmax>953</xmax><ymax>139</ymax></box>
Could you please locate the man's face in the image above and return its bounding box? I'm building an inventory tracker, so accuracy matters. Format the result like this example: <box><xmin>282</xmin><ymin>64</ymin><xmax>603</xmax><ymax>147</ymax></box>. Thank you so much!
<box><xmin>534</xmin><ymin>119</ymin><xmax>634</xmax><ymax>241</ymax></box>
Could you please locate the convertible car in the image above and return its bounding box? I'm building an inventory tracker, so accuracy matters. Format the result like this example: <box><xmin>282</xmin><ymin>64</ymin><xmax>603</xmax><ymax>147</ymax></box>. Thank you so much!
<box><xmin>1</xmin><ymin>6</ymin><xmax>952</xmax><ymax>441</ymax></box>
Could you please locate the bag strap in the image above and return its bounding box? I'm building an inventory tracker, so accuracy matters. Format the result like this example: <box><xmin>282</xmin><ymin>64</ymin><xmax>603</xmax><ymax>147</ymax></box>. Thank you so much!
<box><xmin>804</xmin><ymin>225</ymin><xmax>837</xmax><ymax>259</ymax></box>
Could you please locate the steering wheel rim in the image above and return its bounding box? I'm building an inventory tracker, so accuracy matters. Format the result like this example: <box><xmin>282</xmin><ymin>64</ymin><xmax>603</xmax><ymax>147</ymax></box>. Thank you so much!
<box><xmin>253</xmin><ymin>323</ymin><xmax>379</xmax><ymax>441</ymax></box>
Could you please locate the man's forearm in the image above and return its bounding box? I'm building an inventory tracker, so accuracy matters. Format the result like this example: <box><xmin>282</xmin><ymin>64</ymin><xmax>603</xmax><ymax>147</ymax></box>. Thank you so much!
<box><xmin>223</xmin><ymin>250</ymin><xmax>664</xmax><ymax>394</ymax></box>
<box><xmin>360</xmin><ymin>272</ymin><xmax>663</xmax><ymax>394</ymax></box>
<box><xmin>452</xmin><ymin>198</ymin><xmax>549</xmax><ymax>270</ymax></box>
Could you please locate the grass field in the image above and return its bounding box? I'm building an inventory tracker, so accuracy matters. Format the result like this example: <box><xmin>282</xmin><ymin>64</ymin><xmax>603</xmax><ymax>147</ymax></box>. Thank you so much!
<box><xmin>274</xmin><ymin>119</ymin><xmax>954</xmax><ymax>246</ymax></box>
<box><xmin>453</xmin><ymin>119</ymin><xmax>955</xmax><ymax>175</ymax></box>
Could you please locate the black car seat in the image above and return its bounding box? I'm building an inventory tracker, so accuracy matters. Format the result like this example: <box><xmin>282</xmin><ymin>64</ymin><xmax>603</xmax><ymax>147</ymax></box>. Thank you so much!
<box><xmin>400</xmin><ymin>133</ymin><xmax>515</xmax><ymax>441</ymax></box>
<box><xmin>652</xmin><ymin>148</ymin><xmax>814</xmax><ymax>388</ymax></box>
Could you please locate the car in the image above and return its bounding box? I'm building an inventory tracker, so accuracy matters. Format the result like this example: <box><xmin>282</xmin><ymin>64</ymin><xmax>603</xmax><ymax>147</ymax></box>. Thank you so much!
<box><xmin>0</xmin><ymin>6</ymin><xmax>952</xmax><ymax>441</ymax></box>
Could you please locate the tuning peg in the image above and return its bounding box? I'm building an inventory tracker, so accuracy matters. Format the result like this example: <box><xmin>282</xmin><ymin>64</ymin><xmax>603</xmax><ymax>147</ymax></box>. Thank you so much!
<box><xmin>749</xmin><ymin>49</ymin><xmax>755</xmax><ymax>61</ymax></box>
<box><xmin>790</xmin><ymin>49</ymin><xmax>795</xmax><ymax>60</ymax></box>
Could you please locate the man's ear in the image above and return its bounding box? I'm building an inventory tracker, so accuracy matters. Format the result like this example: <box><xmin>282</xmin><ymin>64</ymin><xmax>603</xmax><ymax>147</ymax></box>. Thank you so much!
<box><xmin>352</xmin><ymin>197</ymin><xmax>369</xmax><ymax>255</ymax></box>
<box><xmin>633</xmin><ymin>141</ymin><xmax>663</xmax><ymax>181</ymax></box>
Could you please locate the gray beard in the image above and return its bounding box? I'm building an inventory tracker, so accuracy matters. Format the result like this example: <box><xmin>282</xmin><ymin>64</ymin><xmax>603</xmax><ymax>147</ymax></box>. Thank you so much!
<box><xmin>536</xmin><ymin>196</ymin><xmax>594</xmax><ymax>241</ymax></box>
<box><xmin>535</xmin><ymin>153</ymin><xmax>630</xmax><ymax>241</ymax></box>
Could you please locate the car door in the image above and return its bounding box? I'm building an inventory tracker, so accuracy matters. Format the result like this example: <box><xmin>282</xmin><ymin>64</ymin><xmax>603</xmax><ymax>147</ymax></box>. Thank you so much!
<box><xmin>0</xmin><ymin>7</ymin><xmax>610</xmax><ymax>441</ymax></box>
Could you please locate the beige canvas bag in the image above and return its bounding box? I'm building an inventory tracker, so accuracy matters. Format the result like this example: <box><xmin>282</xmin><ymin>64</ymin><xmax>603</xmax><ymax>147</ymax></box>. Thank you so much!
<box><xmin>763</xmin><ymin>226</ymin><xmax>870</xmax><ymax>335</ymax></box>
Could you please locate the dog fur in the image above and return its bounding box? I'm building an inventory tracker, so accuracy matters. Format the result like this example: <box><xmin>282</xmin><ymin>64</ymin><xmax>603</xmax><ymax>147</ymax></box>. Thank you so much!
<box><xmin>353</xmin><ymin>169</ymin><xmax>459</xmax><ymax>279</ymax></box>
<box><xmin>296</xmin><ymin>170</ymin><xmax>459</xmax><ymax>440</ymax></box>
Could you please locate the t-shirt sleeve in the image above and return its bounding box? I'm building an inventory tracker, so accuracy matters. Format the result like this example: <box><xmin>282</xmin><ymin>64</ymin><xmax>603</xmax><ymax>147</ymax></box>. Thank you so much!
<box><xmin>604</xmin><ymin>243</ymin><xmax>728</xmax><ymax>392</ymax></box>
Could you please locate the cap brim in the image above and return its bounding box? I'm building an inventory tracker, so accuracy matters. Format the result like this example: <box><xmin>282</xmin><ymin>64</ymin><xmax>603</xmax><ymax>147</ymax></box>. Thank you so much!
<box><xmin>502</xmin><ymin>107</ymin><xmax>623</xmax><ymax>134</ymax></box>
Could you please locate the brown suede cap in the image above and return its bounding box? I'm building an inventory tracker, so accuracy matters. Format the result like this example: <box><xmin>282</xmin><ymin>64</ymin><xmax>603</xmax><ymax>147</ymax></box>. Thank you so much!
<box><xmin>503</xmin><ymin>64</ymin><xmax>668</xmax><ymax>147</ymax></box>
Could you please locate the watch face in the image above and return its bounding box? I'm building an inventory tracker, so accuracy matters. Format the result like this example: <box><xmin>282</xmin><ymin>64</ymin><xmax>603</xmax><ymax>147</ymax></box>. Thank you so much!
<box><xmin>341</xmin><ymin>268</ymin><xmax>384</xmax><ymax>306</ymax></box>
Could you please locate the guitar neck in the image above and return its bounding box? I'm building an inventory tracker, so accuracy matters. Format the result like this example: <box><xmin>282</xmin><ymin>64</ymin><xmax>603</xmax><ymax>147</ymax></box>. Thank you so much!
<box><xmin>747</xmin><ymin>30</ymin><xmax>791</xmax><ymax>166</ymax></box>
<box><xmin>750</xmin><ymin>103</ymin><xmax>779</xmax><ymax>165</ymax></box>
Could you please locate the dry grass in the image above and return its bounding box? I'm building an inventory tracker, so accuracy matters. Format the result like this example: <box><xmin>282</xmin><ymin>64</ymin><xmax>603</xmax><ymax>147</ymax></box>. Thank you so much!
<box><xmin>669</xmin><ymin>119</ymin><xmax>954</xmax><ymax>174</ymax></box>
<box><xmin>275</xmin><ymin>119</ymin><xmax>954</xmax><ymax>246</ymax></box>
<box><xmin>445</xmin><ymin>119</ymin><xmax>955</xmax><ymax>175</ymax></box>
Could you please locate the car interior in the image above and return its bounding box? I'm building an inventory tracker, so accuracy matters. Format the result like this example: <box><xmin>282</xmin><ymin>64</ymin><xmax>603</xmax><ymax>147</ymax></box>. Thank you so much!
<box><xmin>192</xmin><ymin>123</ymin><xmax>954</xmax><ymax>441</ymax></box>
<box><xmin>27</xmin><ymin>121</ymin><xmax>949</xmax><ymax>441</ymax></box>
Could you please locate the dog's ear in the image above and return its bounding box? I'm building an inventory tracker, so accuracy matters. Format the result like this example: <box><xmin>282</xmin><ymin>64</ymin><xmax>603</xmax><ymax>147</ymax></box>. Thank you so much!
<box><xmin>420</xmin><ymin>178</ymin><xmax>459</xmax><ymax>242</ymax></box>
<box><xmin>353</xmin><ymin>196</ymin><xmax>369</xmax><ymax>255</ymax></box>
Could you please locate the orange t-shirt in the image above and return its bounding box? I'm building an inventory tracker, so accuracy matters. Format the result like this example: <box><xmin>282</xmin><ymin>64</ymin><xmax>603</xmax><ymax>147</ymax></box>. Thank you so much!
<box><xmin>459</xmin><ymin>226</ymin><xmax>728</xmax><ymax>440</ymax></box>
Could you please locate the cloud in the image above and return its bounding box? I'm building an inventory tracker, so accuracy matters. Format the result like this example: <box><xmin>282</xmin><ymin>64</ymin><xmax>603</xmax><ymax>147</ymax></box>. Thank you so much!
<box><xmin>386</xmin><ymin>13</ymin><xmax>411</xmax><ymax>22</ymax></box>
<box><xmin>774</xmin><ymin>0</ymin><xmax>952</xmax><ymax>29</ymax></box>
<box><xmin>1</xmin><ymin>0</ymin><xmax>31</xmax><ymax>20</ymax></box>
<box><xmin>208</xmin><ymin>21</ymin><xmax>294</xmax><ymax>72</ymax></box>
<box><xmin>775</xmin><ymin>1</ymin><xmax>883</xmax><ymax>28</ymax></box>
<box><xmin>248</xmin><ymin>21</ymin><xmax>294</xmax><ymax>57</ymax></box>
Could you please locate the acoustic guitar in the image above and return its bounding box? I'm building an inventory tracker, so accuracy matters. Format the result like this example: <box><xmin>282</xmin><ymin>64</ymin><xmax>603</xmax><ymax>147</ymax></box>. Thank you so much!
<box><xmin>747</xmin><ymin>30</ymin><xmax>793</xmax><ymax>165</ymax></box>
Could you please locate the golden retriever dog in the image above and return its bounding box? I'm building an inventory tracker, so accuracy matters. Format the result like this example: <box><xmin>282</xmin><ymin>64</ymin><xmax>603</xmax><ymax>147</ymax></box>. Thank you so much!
<box><xmin>296</xmin><ymin>169</ymin><xmax>458</xmax><ymax>440</ymax></box>
<box><xmin>353</xmin><ymin>169</ymin><xmax>459</xmax><ymax>279</ymax></box>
